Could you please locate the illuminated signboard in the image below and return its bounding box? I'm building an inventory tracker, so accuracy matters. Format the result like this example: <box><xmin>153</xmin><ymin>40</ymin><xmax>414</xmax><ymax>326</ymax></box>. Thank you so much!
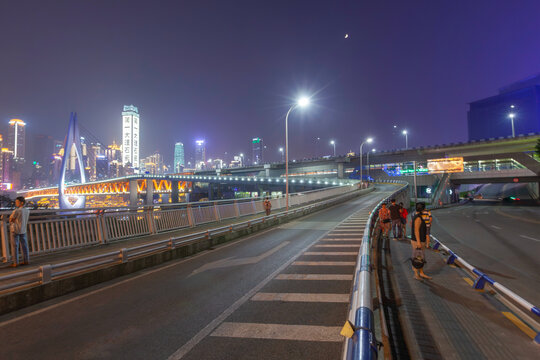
<box><xmin>427</xmin><ymin>157</ymin><xmax>464</xmax><ymax>174</ymax></box>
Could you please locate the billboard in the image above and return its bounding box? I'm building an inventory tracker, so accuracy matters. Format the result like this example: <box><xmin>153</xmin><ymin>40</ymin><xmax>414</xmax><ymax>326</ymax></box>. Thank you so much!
<box><xmin>427</xmin><ymin>157</ymin><xmax>464</xmax><ymax>174</ymax></box>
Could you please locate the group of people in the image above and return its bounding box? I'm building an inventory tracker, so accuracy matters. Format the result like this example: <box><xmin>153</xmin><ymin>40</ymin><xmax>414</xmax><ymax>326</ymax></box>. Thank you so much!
<box><xmin>379</xmin><ymin>199</ymin><xmax>433</xmax><ymax>280</ymax></box>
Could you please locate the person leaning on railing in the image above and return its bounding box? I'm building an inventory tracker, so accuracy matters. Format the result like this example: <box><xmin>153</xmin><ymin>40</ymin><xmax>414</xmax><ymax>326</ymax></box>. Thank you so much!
<box><xmin>410</xmin><ymin>202</ymin><xmax>432</xmax><ymax>280</ymax></box>
<box><xmin>9</xmin><ymin>196</ymin><xmax>30</xmax><ymax>267</ymax></box>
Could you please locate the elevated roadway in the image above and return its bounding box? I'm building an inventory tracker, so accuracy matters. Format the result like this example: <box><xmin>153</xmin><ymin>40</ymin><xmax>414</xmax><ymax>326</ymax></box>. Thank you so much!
<box><xmin>0</xmin><ymin>186</ymin><xmax>394</xmax><ymax>360</ymax></box>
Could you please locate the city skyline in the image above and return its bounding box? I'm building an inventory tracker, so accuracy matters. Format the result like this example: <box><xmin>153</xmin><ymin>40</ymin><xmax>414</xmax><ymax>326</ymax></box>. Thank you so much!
<box><xmin>3</xmin><ymin>1</ymin><xmax>540</xmax><ymax>166</ymax></box>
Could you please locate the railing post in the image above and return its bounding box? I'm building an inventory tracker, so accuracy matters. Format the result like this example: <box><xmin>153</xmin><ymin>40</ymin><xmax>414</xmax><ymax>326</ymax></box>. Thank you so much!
<box><xmin>119</xmin><ymin>248</ymin><xmax>128</xmax><ymax>263</ymax></box>
<box><xmin>187</xmin><ymin>204</ymin><xmax>195</xmax><ymax>227</ymax></box>
<box><xmin>146</xmin><ymin>206</ymin><xmax>156</xmax><ymax>234</ymax></box>
<box><xmin>40</xmin><ymin>264</ymin><xmax>52</xmax><ymax>284</ymax></box>
<box><xmin>213</xmin><ymin>202</ymin><xmax>220</xmax><ymax>222</ymax></box>
<box><xmin>234</xmin><ymin>200</ymin><xmax>240</xmax><ymax>218</ymax></box>
<box><xmin>0</xmin><ymin>216</ymin><xmax>10</xmax><ymax>263</ymax></box>
<box><xmin>96</xmin><ymin>210</ymin><xmax>108</xmax><ymax>244</ymax></box>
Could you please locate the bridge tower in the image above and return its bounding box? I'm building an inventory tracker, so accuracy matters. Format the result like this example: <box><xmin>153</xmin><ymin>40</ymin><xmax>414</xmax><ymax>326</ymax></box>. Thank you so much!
<box><xmin>59</xmin><ymin>112</ymin><xmax>87</xmax><ymax>209</ymax></box>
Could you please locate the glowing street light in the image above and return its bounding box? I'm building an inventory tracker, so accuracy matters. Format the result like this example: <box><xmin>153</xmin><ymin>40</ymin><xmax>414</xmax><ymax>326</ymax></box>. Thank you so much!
<box><xmin>330</xmin><ymin>140</ymin><xmax>336</xmax><ymax>157</ymax></box>
<box><xmin>359</xmin><ymin>137</ymin><xmax>373</xmax><ymax>187</ymax></box>
<box><xmin>508</xmin><ymin>113</ymin><xmax>516</xmax><ymax>138</ymax></box>
<box><xmin>278</xmin><ymin>147</ymin><xmax>284</xmax><ymax>162</ymax></box>
<box><xmin>402</xmin><ymin>130</ymin><xmax>408</xmax><ymax>150</ymax></box>
<box><xmin>285</xmin><ymin>96</ymin><xmax>311</xmax><ymax>210</ymax></box>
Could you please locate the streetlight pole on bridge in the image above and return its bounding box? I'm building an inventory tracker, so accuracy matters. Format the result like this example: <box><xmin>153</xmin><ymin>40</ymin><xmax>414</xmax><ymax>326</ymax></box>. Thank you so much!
<box><xmin>330</xmin><ymin>140</ymin><xmax>336</xmax><ymax>157</ymax></box>
<box><xmin>359</xmin><ymin>137</ymin><xmax>373</xmax><ymax>188</ymax></box>
<box><xmin>285</xmin><ymin>97</ymin><xmax>310</xmax><ymax>211</ymax></box>
<box><xmin>402</xmin><ymin>130</ymin><xmax>408</xmax><ymax>150</ymax></box>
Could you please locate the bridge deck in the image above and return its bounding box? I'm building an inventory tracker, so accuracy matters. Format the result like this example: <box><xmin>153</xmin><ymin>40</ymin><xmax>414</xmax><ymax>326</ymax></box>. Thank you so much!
<box><xmin>390</xmin><ymin>237</ymin><xmax>539</xmax><ymax>359</ymax></box>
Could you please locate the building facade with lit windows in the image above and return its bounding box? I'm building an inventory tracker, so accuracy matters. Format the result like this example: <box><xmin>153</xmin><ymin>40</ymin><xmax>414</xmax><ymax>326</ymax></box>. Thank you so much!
<box><xmin>468</xmin><ymin>74</ymin><xmax>540</xmax><ymax>141</ymax></box>
<box><xmin>174</xmin><ymin>142</ymin><xmax>185</xmax><ymax>173</ymax></box>
<box><xmin>7</xmin><ymin>119</ymin><xmax>26</xmax><ymax>161</ymax></box>
<box><xmin>195</xmin><ymin>140</ymin><xmax>206</xmax><ymax>169</ymax></box>
<box><xmin>122</xmin><ymin>105</ymin><xmax>140</xmax><ymax>170</ymax></box>
<box><xmin>252</xmin><ymin>137</ymin><xmax>263</xmax><ymax>165</ymax></box>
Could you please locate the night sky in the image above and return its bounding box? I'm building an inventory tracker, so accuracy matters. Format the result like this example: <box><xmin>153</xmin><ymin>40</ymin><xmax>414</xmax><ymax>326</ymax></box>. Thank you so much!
<box><xmin>1</xmin><ymin>0</ymin><xmax>540</xmax><ymax>165</ymax></box>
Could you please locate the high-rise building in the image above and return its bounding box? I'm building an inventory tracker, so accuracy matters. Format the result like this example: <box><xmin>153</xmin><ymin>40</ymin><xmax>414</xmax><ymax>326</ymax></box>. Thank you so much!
<box><xmin>1</xmin><ymin>148</ymin><xmax>13</xmax><ymax>184</ymax></box>
<box><xmin>252</xmin><ymin>137</ymin><xmax>263</xmax><ymax>165</ymax></box>
<box><xmin>174</xmin><ymin>142</ymin><xmax>185</xmax><ymax>173</ymax></box>
<box><xmin>122</xmin><ymin>105</ymin><xmax>140</xmax><ymax>169</ymax></box>
<box><xmin>195</xmin><ymin>140</ymin><xmax>206</xmax><ymax>169</ymax></box>
<box><xmin>142</xmin><ymin>152</ymin><xmax>164</xmax><ymax>175</ymax></box>
<box><xmin>96</xmin><ymin>155</ymin><xmax>109</xmax><ymax>179</ymax></box>
<box><xmin>7</xmin><ymin>119</ymin><xmax>26</xmax><ymax>161</ymax></box>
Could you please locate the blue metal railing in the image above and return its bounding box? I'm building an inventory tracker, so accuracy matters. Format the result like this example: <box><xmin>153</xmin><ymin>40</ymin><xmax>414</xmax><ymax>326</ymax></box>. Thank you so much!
<box><xmin>344</xmin><ymin>180</ymin><xmax>409</xmax><ymax>360</ymax></box>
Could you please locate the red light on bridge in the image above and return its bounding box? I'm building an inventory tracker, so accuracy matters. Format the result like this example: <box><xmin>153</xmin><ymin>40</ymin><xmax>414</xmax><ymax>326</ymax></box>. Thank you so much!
<box><xmin>513</xmin><ymin>178</ymin><xmax>519</xmax><ymax>183</ymax></box>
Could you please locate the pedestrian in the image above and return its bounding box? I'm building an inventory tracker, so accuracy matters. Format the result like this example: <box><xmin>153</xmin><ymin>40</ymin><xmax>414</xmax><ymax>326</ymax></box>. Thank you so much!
<box><xmin>388</xmin><ymin>199</ymin><xmax>402</xmax><ymax>239</ymax></box>
<box><xmin>421</xmin><ymin>208</ymin><xmax>433</xmax><ymax>247</ymax></box>
<box><xmin>411</xmin><ymin>202</ymin><xmax>431</xmax><ymax>280</ymax></box>
<box><xmin>263</xmin><ymin>197</ymin><xmax>272</xmax><ymax>216</ymax></box>
<box><xmin>378</xmin><ymin>203</ymin><xmax>391</xmax><ymax>238</ymax></box>
<box><xmin>9</xmin><ymin>196</ymin><xmax>30</xmax><ymax>267</ymax></box>
<box><xmin>399</xmin><ymin>202</ymin><xmax>408</xmax><ymax>239</ymax></box>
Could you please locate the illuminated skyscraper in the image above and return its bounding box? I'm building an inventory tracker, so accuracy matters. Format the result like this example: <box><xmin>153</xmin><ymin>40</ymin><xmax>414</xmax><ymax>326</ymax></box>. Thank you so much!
<box><xmin>7</xmin><ymin>119</ymin><xmax>26</xmax><ymax>161</ymax></box>
<box><xmin>174</xmin><ymin>142</ymin><xmax>185</xmax><ymax>173</ymax></box>
<box><xmin>122</xmin><ymin>105</ymin><xmax>140</xmax><ymax>169</ymax></box>
<box><xmin>195</xmin><ymin>140</ymin><xmax>206</xmax><ymax>169</ymax></box>
<box><xmin>252</xmin><ymin>137</ymin><xmax>263</xmax><ymax>165</ymax></box>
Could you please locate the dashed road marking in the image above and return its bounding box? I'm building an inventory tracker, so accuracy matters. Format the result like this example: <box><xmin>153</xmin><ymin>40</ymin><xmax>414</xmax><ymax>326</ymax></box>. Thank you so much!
<box><xmin>519</xmin><ymin>235</ymin><xmax>540</xmax><ymax>242</ymax></box>
<box><xmin>320</xmin><ymin>238</ymin><xmax>361</xmax><ymax>242</ymax></box>
<box><xmin>315</xmin><ymin>244</ymin><xmax>360</xmax><ymax>248</ymax></box>
<box><xmin>303</xmin><ymin>252</ymin><xmax>357</xmax><ymax>256</ymax></box>
<box><xmin>211</xmin><ymin>322</ymin><xmax>343</xmax><ymax>342</ymax></box>
<box><xmin>292</xmin><ymin>261</ymin><xmax>355</xmax><ymax>266</ymax></box>
<box><xmin>251</xmin><ymin>292</ymin><xmax>350</xmax><ymax>303</ymax></box>
<box><xmin>275</xmin><ymin>274</ymin><xmax>353</xmax><ymax>280</ymax></box>
<box><xmin>491</xmin><ymin>225</ymin><xmax>502</xmax><ymax>230</ymax></box>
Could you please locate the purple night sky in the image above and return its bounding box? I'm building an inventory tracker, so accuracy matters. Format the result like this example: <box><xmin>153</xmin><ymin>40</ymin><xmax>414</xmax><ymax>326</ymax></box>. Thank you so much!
<box><xmin>1</xmin><ymin>0</ymin><xmax>540</xmax><ymax>165</ymax></box>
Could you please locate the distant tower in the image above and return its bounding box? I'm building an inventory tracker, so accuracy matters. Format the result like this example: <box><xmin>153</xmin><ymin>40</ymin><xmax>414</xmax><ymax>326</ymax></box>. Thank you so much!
<box><xmin>252</xmin><ymin>137</ymin><xmax>263</xmax><ymax>165</ymax></box>
<box><xmin>195</xmin><ymin>140</ymin><xmax>206</xmax><ymax>169</ymax></box>
<box><xmin>7</xmin><ymin>119</ymin><xmax>26</xmax><ymax>161</ymax></box>
<box><xmin>174</xmin><ymin>142</ymin><xmax>185</xmax><ymax>173</ymax></box>
<box><xmin>122</xmin><ymin>105</ymin><xmax>140</xmax><ymax>170</ymax></box>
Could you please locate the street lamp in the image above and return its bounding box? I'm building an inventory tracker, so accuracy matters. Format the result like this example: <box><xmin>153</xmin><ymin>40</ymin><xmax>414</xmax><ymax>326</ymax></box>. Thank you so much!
<box><xmin>285</xmin><ymin>96</ymin><xmax>310</xmax><ymax>210</ymax></box>
<box><xmin>239</xmin><ymin>153</ymin><xmax>244</xmax><ymax>167</ymax></box>
<box><xmin>359</xmin><ymin>137</ymin><xmax>373</xmax><ymax>188</ymax></box>
<box><xmin>367</xmin><ymin>148</ymin><xmax>375</xmax><ymax>180</ymax></box>
<box><xmin>402</xmin><ymin>130</ymin><xmax>408</xmax><ymax>150</ymax></box>
<box><xmin>508</xmin><ymin>113</ymin><xmax>516</xmax><ymax>138</ymax></box>
<box><xmin>279</xmin><ymin>147</ymin><xmax>284</xmax><ymax>162</ymax></box>
<box><xmin>330</xmin><ymin>140</ymin><xmax>336</xmax><ymax>157</ymax></box>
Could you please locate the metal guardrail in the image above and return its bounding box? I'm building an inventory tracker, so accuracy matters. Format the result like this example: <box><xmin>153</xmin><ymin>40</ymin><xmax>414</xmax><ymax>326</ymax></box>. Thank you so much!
<box><xmin>344</xmin><ymin>180</ymin><xmax>409</xmax><ymax>360</ymax></box>
<box><xmin>431</xmin><ymin>236</ymin><xmax>540</xmax><ymax>344</ymax></box>
<box><xmin>1</xmin><ymin>185</ymin><xmax>358</xmax><ymax>263</ymax></box>
<box><xmin>0</xmin><ymin>185</ymin><xmax>368</xmax><ymax>294</ymax></box>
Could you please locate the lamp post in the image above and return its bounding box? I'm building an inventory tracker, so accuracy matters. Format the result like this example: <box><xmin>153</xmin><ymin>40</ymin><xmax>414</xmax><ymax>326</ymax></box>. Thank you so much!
<box><xmin>402</xmin><ymin>130</ymin><xmax>408</xmax><ymax>150</ymax></box>
<box><xmin>330</xmin><ymin>140</ymin><xmax>336</xmax><ymax>157</ymax></box>
<box><xmin>367</xmin><ymin>148</ymin><xmax>375</xmax><ymax>180</ymax></box>
<box><xmin>239</xmin><ymin>153</ymin><xmax>244</xmax><ymax>167</ymax></box>
<box><xmin>285</xmin><ymin>97</ymin><xmax>310</xmax><ymax>210</ymax></box>
<box><xmin>359</xmin><ymin>137</ymin><xmax>373</xmax><ymax>188</ymax></box>
<box><xmin>279</xmin><ymin>147</ymin><xmax>284</xmax><ymax>162</ymax></box>
<box><xmin>508</xmin><ymin>113</ymin><xmax>516</xmax><ymax>138</ymax></box>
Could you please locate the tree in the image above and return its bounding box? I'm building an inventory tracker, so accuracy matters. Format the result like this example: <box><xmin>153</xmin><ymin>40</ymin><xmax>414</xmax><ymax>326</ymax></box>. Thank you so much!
<box><xmin>536</xmin><ymin>139</ymin><xmax>540</xmax><ymax>157</ymax></box>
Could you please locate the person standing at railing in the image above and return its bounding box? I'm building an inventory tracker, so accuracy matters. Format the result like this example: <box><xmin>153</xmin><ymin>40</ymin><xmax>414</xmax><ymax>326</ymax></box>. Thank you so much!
<box><xmin>399</xmin><ymin>202</ymin><xmax>408</xmax><ymax>239</ymax></box>
<box><xmin>388</xmin><ymin>199</ymin><xmax>402</xmax><ymax>240</ymax></box>
<box><xmin>421</xmin><ymin>208</ymin><xmax>433</xmax><ymax>247</ymax></box>
<box><xmin>9</xmin><ymin>196</ymin><xmax>30</xmax><ymax>268</ymax></box>
<box><xmin>263</xmin><ymin>197</ymin><xmax>272</xmax><ymax>216</ymax></box>
<box><xmin>411</xmin><ymin>202</ymin><xmax>432</xmax><ymax>280</ymax></box>
<box><xmin>378</xmin><ymin>203</ymin><xmax>391</xmax><ymax>239</ymax></box>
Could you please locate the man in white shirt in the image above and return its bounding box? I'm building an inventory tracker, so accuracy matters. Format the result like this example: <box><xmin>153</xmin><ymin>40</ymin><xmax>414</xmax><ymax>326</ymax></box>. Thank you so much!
<box><xmin>9</xmin><ymin>196</ymin><xmax>30</xmax><ymax>267</ymax></box>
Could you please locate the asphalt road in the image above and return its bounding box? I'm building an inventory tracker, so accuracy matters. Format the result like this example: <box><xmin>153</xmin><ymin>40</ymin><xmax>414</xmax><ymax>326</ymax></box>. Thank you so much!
<box><xmin>431</xmin><ymin>203</ymin><xmax>540</xmax><ymax>303</ymax></box>
<box><xmin>0</xmin><ymin>186</ymin><xmax>395</xmax><ymax>360</ymax></box>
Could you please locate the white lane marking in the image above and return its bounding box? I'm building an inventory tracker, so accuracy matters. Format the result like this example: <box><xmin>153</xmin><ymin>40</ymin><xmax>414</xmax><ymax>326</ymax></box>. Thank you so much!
<box><xmin>211</xmin><ymin>322</ymin><xmax>343</xmax><ymax>342</ymax></box>
<box><xmin>315</xmin><ymin>244</ymin><xmax>360</xmax><ymax>248</ymax></box>
<box><xmin>275</xmin><ymin>274</ymin><xmax>353</xmax><ymax>280</ymax></box>
<box><xmin>491</xmin><ymin>225</ymin><xmax>502</xmax><ymax>230</ymax></box>
<box><xmin>520</xmin><ymin>235</ymin><xmax>540</xmax><ymax>242</ymax></box>
<box><xmin>0</xmin><ymin>226</ymin><xmax>279</xmax><ymax>329</ymax></box>
<box><xmin>251</xmin><ymin>292</ymin><xmax>349</xmax><ymax>303</ymax></box>
<box><xmin>303</xmin><ymin>252</ymin><xmax>357</xmax><ymax>255</ymax></box>
<box><xmin>320</xmin><ymin>239</ymin><xmax>361</xmax><ymax>242</ymax></box>
<box><xmin>292</xmin><ymin>261</ymin><xmax>355</xmax><ymax>266</ymax></box>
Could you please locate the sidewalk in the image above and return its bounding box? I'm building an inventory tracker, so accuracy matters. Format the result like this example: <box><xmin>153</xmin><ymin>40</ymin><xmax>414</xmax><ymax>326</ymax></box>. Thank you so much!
<box><xmin>389</xmin><ymin>237</ymin><xmax>539</xmax><ymax>359</ymax></box>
